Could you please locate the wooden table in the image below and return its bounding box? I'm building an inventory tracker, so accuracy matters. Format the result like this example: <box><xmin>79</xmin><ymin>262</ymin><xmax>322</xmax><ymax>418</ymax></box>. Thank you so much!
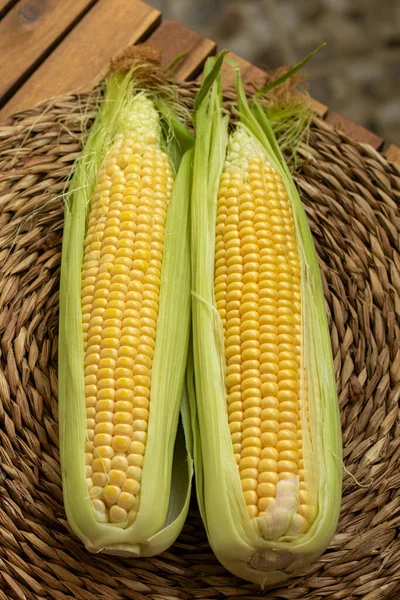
<box><xmin>0</xmin><ymin>0</ymin><xmax>399</xmax><ymax>166</ymax></box>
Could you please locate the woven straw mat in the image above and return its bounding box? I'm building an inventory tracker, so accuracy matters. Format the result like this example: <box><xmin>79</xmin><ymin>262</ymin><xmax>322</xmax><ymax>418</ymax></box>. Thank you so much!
<box><xmin>0</xmin><ymin>83</ymin><xmax>400</xmax><ymax>600</ymax></box>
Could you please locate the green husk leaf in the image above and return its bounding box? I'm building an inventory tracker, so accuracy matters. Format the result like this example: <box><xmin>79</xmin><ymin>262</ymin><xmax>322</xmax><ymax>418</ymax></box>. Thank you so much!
<box><xmin>254</xmin><ymin>43</ymin><xmax>326</xmax><ymax>98</ymax></box>
<box><xmin>59</xmin><ymin>67</ymin><xmax>193</xmax><ymax>557</ymax></box>
<box><xmin>190</xmin><ymin>60</ymin><xmax>342</xmax><ymax>586</ymax></box>
<box><xmin>157</xmin><ymin>97</ymin><xmax>194</xmax><ymax>169</ymax></box>
<box><xmin>193</xmin><ymin>51</ymin><xmax>229</xmax><ymax>114</ymax></box>
<box><xmin>165</xmin><ymin>50</ymin><xmax>190</xmax><ymax>71</ymax></box>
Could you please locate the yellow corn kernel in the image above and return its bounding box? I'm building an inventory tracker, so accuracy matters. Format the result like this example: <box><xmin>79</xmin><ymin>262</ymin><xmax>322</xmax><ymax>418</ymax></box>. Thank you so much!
<box><xmin>214</xmin><ymin>127</ymin><xmax>316</xmax><ymax>533</ymax></box>
<box><xmin>80</xmin><ymin>99</ymin><xmax>174</xmax><ymax>526</ymax></box>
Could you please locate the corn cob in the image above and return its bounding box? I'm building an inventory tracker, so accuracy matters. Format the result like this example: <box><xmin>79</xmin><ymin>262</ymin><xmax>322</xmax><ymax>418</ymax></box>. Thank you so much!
<box><xmin>59</xmin><ymin>57</ymin><xmax>193</xmax><ymax>556</ymax></box>
<box><xmin>190</xmin><ymin>60</ymin><xmax>342</xmax><ymax>585</ymax></box>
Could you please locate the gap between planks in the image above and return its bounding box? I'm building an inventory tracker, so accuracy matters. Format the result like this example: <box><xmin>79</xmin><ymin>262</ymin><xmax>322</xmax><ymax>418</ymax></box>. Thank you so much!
<box><xmin>0</xmin><ymin>0</ymin><xmax>18</xmax><ymax>19</ymax></box>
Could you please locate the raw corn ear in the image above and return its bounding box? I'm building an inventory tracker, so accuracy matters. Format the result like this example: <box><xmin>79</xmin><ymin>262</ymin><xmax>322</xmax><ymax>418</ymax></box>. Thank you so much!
<box><xmin>190</xmin><ymin>59</ymin><xmax>342</xmax><ymax>586</ymax></box>
<box><xmin>59</xmin><ymin>60</ymin><xmax>193</xmax><ymax>557</ymax></box>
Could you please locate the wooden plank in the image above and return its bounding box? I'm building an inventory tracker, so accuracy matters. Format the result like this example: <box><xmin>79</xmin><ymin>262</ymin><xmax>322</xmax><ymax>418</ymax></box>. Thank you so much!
<box><xmin>0</xmin><ymin>0</ymin><xmax>160</xmax><ymax>121</ymax></box>
<box><xmin>325</xmin><ymin>111</ymin><xmax>384</xmax><ymax>150</ymax></box>
<box><xmin>148</xmin><ymin>19</ymin><xmax>216</xmax><ymax>81</ymax></box>
<box><xmin>221</xmin><ymin>51</ymin><xmax>327</xmax><ymax>117</ymax></box>
<box><xmin>0</xmin><ymin>0</ymin><xmax>18</xmax><ymax>19</ymax></box>
<box><xmin>384</xmin><ymin>144</ymin><xmax>400</xmax><ymax>166</ymax></box>
<box><xmin>221</xmin><ymin>51</ymin><xmax>268</xmax><ymax>91</ymax></box>
<box><xmin>0</xmin><ymin>0</ymin><xmax>97</xmax><ymax>107</ymax></box>
<box><xmin>299</xmin><ymin>93</ymin><xmax>328</xmax><ymax>118</ymax></box>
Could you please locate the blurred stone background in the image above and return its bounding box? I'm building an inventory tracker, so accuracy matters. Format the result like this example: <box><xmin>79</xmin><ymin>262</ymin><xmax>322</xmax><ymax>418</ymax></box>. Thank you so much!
<box><xmin>150</xmin><ymin>0</ymin><xmax>400</xmax><ymax>144</ymax></box>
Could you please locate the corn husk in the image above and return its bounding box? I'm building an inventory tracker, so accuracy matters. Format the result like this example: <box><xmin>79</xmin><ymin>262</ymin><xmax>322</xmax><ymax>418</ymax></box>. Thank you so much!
<box><xmin>189</xmin><ymin>58</ymin><xmax>342</xmax><ymax>586</ymax></box>
<box><xmin>59</xmin><ymin>63</ymin><xmax>193</xmax><ymax>557</ymax></box>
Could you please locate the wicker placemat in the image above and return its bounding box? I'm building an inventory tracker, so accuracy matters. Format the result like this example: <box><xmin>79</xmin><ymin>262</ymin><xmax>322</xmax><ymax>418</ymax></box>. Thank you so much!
<box><xmin>0</xmin><ymin>86</ymin><xmax>400</xmax><ymax>600</ymax></box>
